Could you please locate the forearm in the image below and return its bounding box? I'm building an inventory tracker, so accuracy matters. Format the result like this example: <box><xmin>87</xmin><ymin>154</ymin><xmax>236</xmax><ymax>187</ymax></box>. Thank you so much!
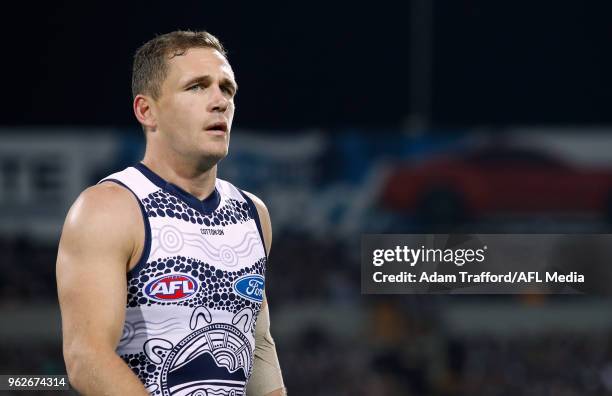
<box><xmin>66</xmin><ymin>347</ymin><xmax>148</xmax><ymax>395</ymax></box>
<box><xmin>246</xmin><ymin>301</ymin><xmax>285</xmax><ymax>396</ymax></box>
<box><xmin>248</xmin><ymin>339</ymin><xmax>285</xmax><ymax>394</ymax></box>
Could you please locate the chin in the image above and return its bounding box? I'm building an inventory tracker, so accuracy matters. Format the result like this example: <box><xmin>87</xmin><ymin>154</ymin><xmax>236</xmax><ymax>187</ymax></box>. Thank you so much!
<box><xmin>199</xmin><ymin>148</ymin><xmax>228</xmax><ymax>165</ymax></box>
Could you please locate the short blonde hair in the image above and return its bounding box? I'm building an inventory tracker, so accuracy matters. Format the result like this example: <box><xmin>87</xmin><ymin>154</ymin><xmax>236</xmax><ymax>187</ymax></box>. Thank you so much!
<box><xmin>131</xmin><ymin>30</ymin><xmax>227</xmax><ymax>100</ymax></box>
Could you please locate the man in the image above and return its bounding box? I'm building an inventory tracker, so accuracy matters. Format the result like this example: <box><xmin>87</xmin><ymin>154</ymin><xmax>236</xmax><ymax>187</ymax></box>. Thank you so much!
<box><xmin>56</xmin><ymin>31</ymin><xmax>285</xmax><ymax>396</ymax></box>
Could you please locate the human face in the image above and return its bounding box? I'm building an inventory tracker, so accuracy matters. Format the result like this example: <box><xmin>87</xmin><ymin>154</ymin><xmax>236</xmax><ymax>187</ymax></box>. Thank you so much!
<box><xmin>151</xmin><ymin>47</ymin><xmax>237</xmax><ymax>167</ymax></box>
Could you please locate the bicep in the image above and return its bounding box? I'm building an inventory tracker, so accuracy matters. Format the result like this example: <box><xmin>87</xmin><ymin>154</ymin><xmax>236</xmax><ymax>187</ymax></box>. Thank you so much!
<box><xmin>57</xmin><ymin>186</ymin><xmax>137</xmax><ymax>352</ymax></box>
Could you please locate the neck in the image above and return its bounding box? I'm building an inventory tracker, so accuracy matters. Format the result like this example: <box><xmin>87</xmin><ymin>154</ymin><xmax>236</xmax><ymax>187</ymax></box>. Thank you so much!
<box><xmin>141</xmin><ymin>151</ymin><xmax>218</xmax><ymax>201</ymax></box>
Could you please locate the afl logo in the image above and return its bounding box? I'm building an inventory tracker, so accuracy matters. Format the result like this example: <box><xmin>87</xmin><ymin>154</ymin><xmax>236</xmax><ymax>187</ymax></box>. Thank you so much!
<box><xmin>233</xmin><ymin>274</ymin><xmax>264</xmax><ymax>302</ymax></box>
<box><xmin>144</xmin><ymin>274</ymin><xmax>199</xmax><ymax>302</ymax></box>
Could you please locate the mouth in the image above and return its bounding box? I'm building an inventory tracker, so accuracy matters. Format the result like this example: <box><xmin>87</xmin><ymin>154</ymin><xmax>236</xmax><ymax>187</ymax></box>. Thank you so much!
<box><xmin>205</xmin><ymin>121</ymin><xmax>228</xmax><ymax>134</ymax></box>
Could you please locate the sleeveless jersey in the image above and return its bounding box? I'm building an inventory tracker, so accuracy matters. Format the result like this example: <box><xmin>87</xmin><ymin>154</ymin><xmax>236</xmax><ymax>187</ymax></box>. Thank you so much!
<box><xmin>99</xmin><ymin>163</ymin><xmax>266</xmax><ymax>396</ymax></box>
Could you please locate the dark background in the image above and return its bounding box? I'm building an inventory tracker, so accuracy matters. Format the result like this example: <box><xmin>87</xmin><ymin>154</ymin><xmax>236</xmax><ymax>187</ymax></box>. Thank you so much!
<box><xmin>2</xmin><ymin>1</ymin><xmax>612</xmax><ymax>395</ymax></box>
<box><xmin>4</xmin><ymin>1</ymin><xmax>612</xmax><ymax>128</ymax></box>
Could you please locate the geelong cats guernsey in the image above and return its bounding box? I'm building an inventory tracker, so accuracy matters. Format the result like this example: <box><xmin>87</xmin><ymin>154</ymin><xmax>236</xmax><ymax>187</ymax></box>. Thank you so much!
<box><xmin>99</xmin><ymin>163</ymin><xmax>266</xmax><ymax>396</ymax></box>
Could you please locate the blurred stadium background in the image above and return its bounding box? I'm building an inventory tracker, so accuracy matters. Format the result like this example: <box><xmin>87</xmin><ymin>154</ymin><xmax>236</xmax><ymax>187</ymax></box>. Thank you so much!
<box><xmin>3</xmin><ymin>1</ymin><xmax>612</xmax><ymax>395</ymax></box>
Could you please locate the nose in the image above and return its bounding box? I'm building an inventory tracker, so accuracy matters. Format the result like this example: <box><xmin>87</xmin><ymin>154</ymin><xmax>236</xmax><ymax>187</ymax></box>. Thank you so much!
<box><xmin>209</xmin><ymin>85</ymin><xmax>229</xmax><ymax>113</ymax></box>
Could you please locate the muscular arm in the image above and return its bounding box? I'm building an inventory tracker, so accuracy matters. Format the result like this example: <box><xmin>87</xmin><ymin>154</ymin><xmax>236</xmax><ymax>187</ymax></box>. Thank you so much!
<box><xmin>56</xmin><ymin>183</ymin><xmax>149</xmax><ymax>395</ymax></box>
<box><xmin>244</xmin><ymin>192</ymin><xmax>286</xmax><ymax>396</ymax></box>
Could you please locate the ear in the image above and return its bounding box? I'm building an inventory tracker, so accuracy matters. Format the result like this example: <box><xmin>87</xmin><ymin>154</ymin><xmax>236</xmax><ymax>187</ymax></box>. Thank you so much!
<box><xmin>133</xmin><ymin>94</ymin><xmax>157</xmax><ymax>132</ymax></box>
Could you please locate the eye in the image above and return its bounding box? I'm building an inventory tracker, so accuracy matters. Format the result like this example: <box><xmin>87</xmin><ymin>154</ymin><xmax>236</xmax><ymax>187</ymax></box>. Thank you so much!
<box><xmin>222</xmin><ymin>85</ymin><xmax>236</xmax><ymax>98</ymax></box>
<box><xmin>187</xmin><ymin>83</ymin><xmax>204</xmax><ymax>91</ymax></box>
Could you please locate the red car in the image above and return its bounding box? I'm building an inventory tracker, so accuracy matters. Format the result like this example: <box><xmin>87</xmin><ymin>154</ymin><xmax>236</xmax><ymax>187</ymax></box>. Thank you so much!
<box><xmin>380</xmin><ymin>146</ymin><xmax>612</xmax><ymax>223</ymax></box>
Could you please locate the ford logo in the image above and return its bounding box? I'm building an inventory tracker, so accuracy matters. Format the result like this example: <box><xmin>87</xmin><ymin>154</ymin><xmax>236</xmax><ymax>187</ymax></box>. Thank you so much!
<box><xmin>233</xmin><ymin>274</ymin><xmax>264</xmax><ymax>302</ymax></box>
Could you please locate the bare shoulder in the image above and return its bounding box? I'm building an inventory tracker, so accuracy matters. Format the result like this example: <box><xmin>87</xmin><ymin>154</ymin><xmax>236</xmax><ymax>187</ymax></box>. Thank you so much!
<box><xmin>60</xmin><ymin>182</ymin><xmax>141</xmax><ymax>261</ymax></box>
<box><xmin>65</xmin><ymin>182</ymin><xmax>138</xmax><ymax>229</ymax></box>
<box><xmin>242</xmin><ymin>190</ymin><xmax>270</xmax><ymax>221</ymax></box>
<box><xmin>242</xmin><ymin>190</ymin><xmax>272</xmax><ymax>254</ymax></box>
<box><xmin>74</xmin><ymin>182</ymin><xmax>137</xmax><ymax>213</ymax></box>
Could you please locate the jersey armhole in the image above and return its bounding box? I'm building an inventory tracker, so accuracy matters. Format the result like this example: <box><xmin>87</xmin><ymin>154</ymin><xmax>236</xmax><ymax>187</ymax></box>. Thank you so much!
<box><xmin>238</xmin><ymin>190</ymin><xmax>268</xmax><ymax>260</ymax></box>
<box><xmin>99</xmin><ymin>179</ymin><xmax>152</xmax><ymax>279</ymax></box>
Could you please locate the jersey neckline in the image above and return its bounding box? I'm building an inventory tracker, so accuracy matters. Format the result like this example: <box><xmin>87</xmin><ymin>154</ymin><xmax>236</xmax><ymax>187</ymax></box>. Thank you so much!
<box><xmin>134</xmin><ymin>162</ymin><xmax>221</xmax><ymax>215</ymax></box>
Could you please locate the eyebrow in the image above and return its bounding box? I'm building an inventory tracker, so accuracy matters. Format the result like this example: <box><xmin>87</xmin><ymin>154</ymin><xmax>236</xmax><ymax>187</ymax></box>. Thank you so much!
<box><xmin>183</xmin><ymin>75</ymin><xmax>238</xmax><ymax>93</ymax></box>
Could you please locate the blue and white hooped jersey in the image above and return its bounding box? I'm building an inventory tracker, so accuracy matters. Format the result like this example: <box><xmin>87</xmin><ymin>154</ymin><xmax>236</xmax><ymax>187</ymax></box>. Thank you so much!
<box><xmin>99</xmin><ymin>163</ymin><xmax>266</xmax><ymax>396</ymax></box>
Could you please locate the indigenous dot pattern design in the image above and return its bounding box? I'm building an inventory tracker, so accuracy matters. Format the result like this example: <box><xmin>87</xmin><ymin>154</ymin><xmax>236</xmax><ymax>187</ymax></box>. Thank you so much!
<box><xmin>105</xmin><ymin>170</ymin><xmax>265</xmax><ymax>396</ymax></box>
<box><xmin>142</xmin><ymin>189</ymin><xmax>252</xmax><ymax>227</ymax></box>
<box><xmin>127</xmin><ymin>256</ymin><xmax>266</xmax><ymax>314</ymax></box>
<box><xmin>123</xmin><ymin>352</ymin><xmax>162</xmax><ymax>387</ymax></box>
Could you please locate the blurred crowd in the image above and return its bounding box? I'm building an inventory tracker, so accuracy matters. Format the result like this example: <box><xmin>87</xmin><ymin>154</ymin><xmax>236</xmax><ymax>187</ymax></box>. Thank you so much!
<box><xmin>3</xmin><ymin>234</ymin><xmax>612</xmax><ymax>395</ymax></box>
